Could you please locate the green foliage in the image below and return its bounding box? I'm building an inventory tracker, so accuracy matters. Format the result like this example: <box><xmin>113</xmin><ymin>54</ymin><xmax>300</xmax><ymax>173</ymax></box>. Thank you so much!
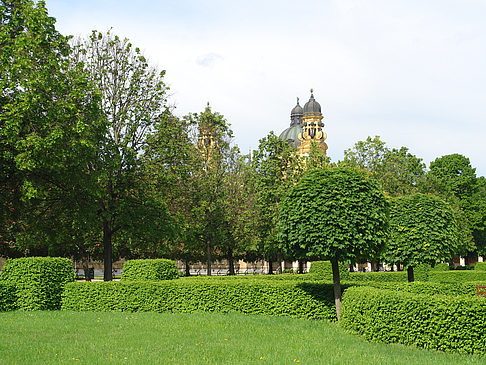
<box><xmin>383</xmin><ymin>194</ymin><xmax>458</xmax><ymax>273</ymax></box>
<box><xmin>121</xmin><ymin>259</ymin><xmax>179</xmax><ymax>281</ymax></box>
<box><xmin>341</xmin><ymin>286</ymin><xmax>486</xmax><ymax>355</ymax></box>
<box><xmin>309</xmin><ymin>261</ymin><xmax>350</xmax><ymax>280</ymax></box>
<box><xmin>0</xmin><ymin>282</ymin><xmax>17</xmax><ymax>311</ymax></box>
<box><xmin>427</xmin><ymin>270</ymin><xmax>486</xmax><ymax>283</ymax></box>
<box><xmin>432</xmin><ymin>263</ymin><xmax>450</xmax><ymax>271</ymax></box>
<box><xmin>475</xmin><ymin>262</ymin><xmax>486</xmax><ymax>271</ymax></box>
<box><xmin>413</xmin><ymin>263</ymin><xmax>431</xmax><ymax>281</ymax></box>
<box><xmin>0</xmin><ymin>257</ymin><xmax>74</xmax><ymax>310</ymax></box>
<box><xmin>363</xmin><ymin>281</ymin><xmax>486</xmax><ymax>297</ymax></box>
<box><xmin>347</xmin><ymin>271</ymin><xmax>407</xmax><ymax>283</ymax></box>
<box><xmin>62</xmin><ymin>280</ymin><xmax>340</xmax><ymax>321</ymax></box>
<box><xmin>278</xmin><ymin>167</ymin><xmax>389</xmax><ymax>263</ymax></box>
<box><xmin>0</xmin><ymin>0</ymin><xmax>105</xmax><ymax>259</ymax></box>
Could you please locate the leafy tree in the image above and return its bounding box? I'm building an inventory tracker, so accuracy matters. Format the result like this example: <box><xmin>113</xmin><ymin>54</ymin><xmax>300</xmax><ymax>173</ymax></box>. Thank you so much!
<box><xmin>425</xmin><ymin>154</ymin><xmax>484</xmax><ymax>258</ymax></box>
<box><xmin>342</xmin><ymin>137</ymin><xmax>426</xmax><ymax>197</ymax></box>
<box><xmin>429</xmin><ymin>154</ymin><xmax>477</xmax><ymax>199</ymax></box>
<box><xmin>70</xmin><ymin>30</ymin><xmax>171</xmax><ymax>280</ymax></box>
<box><xmin>383</xmin><ymin>194</ymin><xmax>458</xmax><ymax>282</ymax></box>
<box><xmin>278</xmin><ymin>167</ymin><xmax>389</xmax><ymax>320</ymax></box>
<box><xmin>249</xmin><ymin>132</ymin><xmax>301</xmax><ymax>273</ymax></box>
<box><xmin>0</xmin><ymin>1</ymin><xmax>104</xmax><ymax>259</ymax></box>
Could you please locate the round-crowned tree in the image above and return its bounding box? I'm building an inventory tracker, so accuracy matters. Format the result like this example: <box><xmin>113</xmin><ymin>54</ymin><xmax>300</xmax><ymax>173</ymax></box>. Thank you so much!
<box><xmin>278</xmin><ymin>167</ymin><xmax>389</xmax><ymax>320</ymax></box>
<box><xmin>383</xmin><ymin>193</ymin><xmax>458</xmax><ymax>282</ymax></box>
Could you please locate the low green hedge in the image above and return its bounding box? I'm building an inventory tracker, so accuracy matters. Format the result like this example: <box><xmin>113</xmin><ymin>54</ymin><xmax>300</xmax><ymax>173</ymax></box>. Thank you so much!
<box><xmin>0</xmin><ymin>257</ymin><xmax>74</xmax><ymax>310</ymax></box>
<box><xmin>121</xmin><ymin>259</ymin><xmax>179</xmax><ymax>281</ymax></box>
<box><xmin>347</xmin><ymin>271</ymin><xmax>407</xmax><ymax>283</ymax></box>
<box><xmin>341</xmin><ymin>286</ymin><xmax>486</xmax><ymax>355</ymax></box>
<box><xmin>62</xmin><ymin>280</ymin><xmax>341</xmax><ymax>321</ymax></box>
<box><xmin>475</xmin><ymin>262</ymin><xmax>486</xmax><ymax>271</ymax></box>
<box><xmin>431</xmin><ymin>263</ymin><xmax>450</xmax><ymax>271</ymax></box>
<box><xmin>0</xmin><ymin>282</ymin><xmax>17</xmax><ymax>311</ymax></box>
<box><xmin>428</xmin><ymin>270</ymin><xmax>486</xmax><ymax>283</ymax></box>
<box><xmin>309</xmin><ymin>261</ymin><xmax>350</xmax><ymax>280</ymax></box>
<box><xmin>363</xmin><ymin>281</ymin><xmax>486</xmax><ymax>297</ymax></box>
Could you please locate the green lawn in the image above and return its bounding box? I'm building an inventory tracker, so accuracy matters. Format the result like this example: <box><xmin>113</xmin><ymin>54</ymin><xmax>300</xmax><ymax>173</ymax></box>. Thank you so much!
<box><xmin>0</xmin><ymin>311</ymin><xmax>483</xmax><ymax>364</ymax></box>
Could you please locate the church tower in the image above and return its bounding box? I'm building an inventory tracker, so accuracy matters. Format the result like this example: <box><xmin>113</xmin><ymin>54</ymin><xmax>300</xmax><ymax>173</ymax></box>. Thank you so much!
<box><xmin>297</xmin><ymin>90</ymin><xmax>328</xmax><ymax>156</ymax></box>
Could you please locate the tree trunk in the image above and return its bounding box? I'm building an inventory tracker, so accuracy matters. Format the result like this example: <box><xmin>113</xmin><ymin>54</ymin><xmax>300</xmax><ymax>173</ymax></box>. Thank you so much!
<box><xmin>103</xmin><ymin>219</ymin><xmax>113</xmax><ymax>281</ymax></box>
<box><xmin>407</xmin><ymin>266</ymin><xmax>414</xmax><ymax>282</ymax></box>
<box><xmin>331</xmin><ymin>258</ymin><xmax>342</xmax><ymax>321</ymax></box>
<box><xmin>298</xmin><ymin>259</ymin><xmax>305</xmax><ymax>274</ymax></box>
<box><xmin>206</xmin><ymin>241</ymin><xmax>212</xmax><ymax>276</ymax></box>
<box><xmin>82</xmin><ymin>258</ymin><xmax>91</xmax><ymax>282</ymax></box>
<box><xmin>267</xmin><ymin>260</ymin><xmax>273</xmax><ymax>275</ymax></box>
<box><xmin>184</xmin><ymin>260</ymin><xmax>191</xmax><ymax>276</ymax></box>
<box><xmin>228</xmin><ymin>250</ymin><xmax>235</xmax><ymax>275</ymax></box>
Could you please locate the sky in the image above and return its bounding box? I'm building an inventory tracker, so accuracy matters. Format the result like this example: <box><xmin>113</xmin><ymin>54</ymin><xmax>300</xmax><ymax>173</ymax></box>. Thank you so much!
<box><xmin>45</xmin><ymin>0</ymin><xmax>486</xmax><ymax>176</ymax></box>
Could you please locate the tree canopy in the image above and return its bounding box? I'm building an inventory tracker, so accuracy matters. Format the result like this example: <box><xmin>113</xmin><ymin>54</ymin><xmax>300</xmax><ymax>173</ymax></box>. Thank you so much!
<box><xmin>383</xmin><ymin>193</ymin><xmax>458</xmax><ymax>281</ymax></box>
<box><xmin>278</xmin><ymin>167</ymin><xmax>389</xmax><ymax>319</ymax></box>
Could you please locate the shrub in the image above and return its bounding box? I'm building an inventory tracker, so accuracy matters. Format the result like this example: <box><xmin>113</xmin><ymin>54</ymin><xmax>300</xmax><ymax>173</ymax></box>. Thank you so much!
<box><xmin>121</xmin><ymin>259</ymin><xmax>179</xmax><ymax>281</ymax></box>
<box><xmin>363</xmin><ymin>281</ymin><xmax>486</xmax><ymax>297</ymax></box>
<box><xmin>475</xmin><ymin>262</ymin><xmax>486</xmax><ymax>271</ymax></box>
<box><xmin>413</xmin><ymin>263</ymin><xmax>431</xmax><ymax>281</ymax></box>
<box><xmin>309</xmin><ymin>261</ymin><xmax>350</xmax><ymax>280</ymax></box>
<box><xmin>0</xmin><ymin>282</ymin><xmax>17</xmax><ymax>311</ymax></box>
<box><xmin>428</xmin><ymin>270</ymin><xmax>486</xmax><ymax>283</ymax></box>
<box><xmin>431</xmin><ymin>263</ymin><xmax>450</xmax><ymax>271</ymax></box>
<box><xmin>62</xmin><ymin>280</ymin><xmax>343</xmax><ymax>321</ymax></box>
<box><xmin>341</xmin><ymin>286</ymin><xmax>486</xmax><ymax>355</ymax></box>
<box><xmin>0</xmin><ymin>257</ymin><xmax>74</xmax><ymax>310</ymax></box>
<box><xmin>347</xmin><ymin>271</ymin><xmax>407</xmax><ymax>283</ymax></box>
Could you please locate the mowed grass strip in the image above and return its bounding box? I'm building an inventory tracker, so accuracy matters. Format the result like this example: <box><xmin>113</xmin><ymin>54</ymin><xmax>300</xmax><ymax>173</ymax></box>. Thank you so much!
<box><xmin>0</xmin><ymin>311</ymin><xmax>483</xmax><ymax>364</ymax></box>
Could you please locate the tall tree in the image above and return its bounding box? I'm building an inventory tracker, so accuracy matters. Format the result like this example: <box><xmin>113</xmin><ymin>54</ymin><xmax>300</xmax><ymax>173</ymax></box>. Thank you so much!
<box><xmin>249</xmin><ymin>132</ymin><xmax>301</xmax><ymax>274</ymax></box>
<box><xmin>71</xmin><ymin>30</ymin><xmax>169</xmax><ymax>280</ymax></box>
<box><xmin>278</xmin><ymin>167</ymin><xmax>389</xmax><ymax>320</ymax></box>
<box><xmin>0</xmin><ymin>0</ymin><xmax>104</xmax><ymax>258</ymax></box>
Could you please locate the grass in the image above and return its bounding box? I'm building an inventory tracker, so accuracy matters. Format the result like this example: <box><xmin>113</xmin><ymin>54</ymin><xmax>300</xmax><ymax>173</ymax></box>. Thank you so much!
<box><xmin>0</xmin><ymin>311</ymin><xmax>484</xmax><ymax>364</ymax></box>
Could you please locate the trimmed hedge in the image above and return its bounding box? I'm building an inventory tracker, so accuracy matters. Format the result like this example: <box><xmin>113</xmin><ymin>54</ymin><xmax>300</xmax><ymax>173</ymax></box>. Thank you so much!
<box><xmin>0</xmin><ymin>282</ymin><xmax>17</xmax><ymax>311</ymax></box>
<box><xmin>341</xmin><ymin>286</ymin><xmax>486</xmax><ymax>355</ymax></box>
<box><xmin>475</xmin><ymin>262</ymin><xmax>486</xmax><ymax>271</ymax></box>
<box><xmin>431</xmin><ymin>263</ymin><xmax>450</xmax><ymax>271</ymax></box>
<box><xmin>363</xmin><ymin>281</ymin><xmax>486</xmax><ymax>297</ymax></box>
<box><xmin>309</xmin><ymin>261</ymin><xmax>350</xmax><ymax>280</ymax></box>
<box><xmin>347</xmin><ymin>271</ymin><xmax>407</xmax><ymax>283</ymax></box>
<box><xmin>62</xmin><ymin>280</ymin><xmax>341</xmax><ymax>321</ymax></box>
<box><xmin>428</xmin><ymin>270</ymin><xmax>486</xmax><ymax>283</ymax></box>
<box><xmin>121</xmin><ymin>259</ymin><xmax>179</xmax><ymax>281</ymax></box>
<box><xmin>0</xmin><ymin>257</ymin><xmax>74</xmax><ymax>310</ymax></box>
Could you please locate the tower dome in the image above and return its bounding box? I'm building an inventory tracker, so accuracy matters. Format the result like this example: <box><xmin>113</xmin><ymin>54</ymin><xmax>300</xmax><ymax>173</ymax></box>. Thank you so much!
<box><xmin>303</xmin><ymin>89</ymin><xmax>321</xmax><ymax>115</ymax></box>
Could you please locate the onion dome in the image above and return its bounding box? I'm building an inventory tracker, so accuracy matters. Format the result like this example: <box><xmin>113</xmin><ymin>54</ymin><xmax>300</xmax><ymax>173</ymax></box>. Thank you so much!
<box><xmin>291</xmin><ymin>97</ymin><xmax>303</xmax><ymax>117</ymax></box>
<box><xmin>303</xmin><ymin>89</ymin><xmax>321</xmax><ymax>115</ymax></box>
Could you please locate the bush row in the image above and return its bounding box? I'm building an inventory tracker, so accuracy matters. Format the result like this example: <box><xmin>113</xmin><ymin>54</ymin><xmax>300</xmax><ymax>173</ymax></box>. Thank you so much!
<box><xmin>475</xmin><ymin>262</ymin><xmax>486</xmax><ymax>271</ymax></box>
<box><xmin>121</xmin><ymin>259</ymin><xmax>179</xmax><ymax>281</ymax></box>
<box><xmin>61</xmin><ymin>280</ymin><xmax>341</xmax><ymax>321</ymax></box>
<box><xmin>341</xmin><ymin>286</ymin><xmax>486</xmax><ymax>355</ymax></box>
<box><xmin>347</xmin><ymin>271</ymin><xmax>407</xmax><ymax>282</ymax></box>
<box><xmin>428</xmin><ymin>270</ymin><xmax>486</xmax><ymax>283</ymax></box>
<box><xmin>0</xmin><ymin>257</ymin><xmax>74</xmax><ymax>310</ymax></box>
<box><xmin>309</xmin><ymin>261</ymin><xmax>350</xmax><ymax>280</ymax></box>
<box><xmin>363</xmin><ymin>281</ymin><xmax>486</xmax><ymax>297</ymax></box>
<box><xmin>0</xmin><ymin>282</ymin><xmax>17</xmax><ymax>311</ymax></box>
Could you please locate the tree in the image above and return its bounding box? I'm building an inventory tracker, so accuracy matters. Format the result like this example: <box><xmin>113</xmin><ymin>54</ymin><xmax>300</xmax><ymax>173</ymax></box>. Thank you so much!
<box><xmin>249</xmin><ymin>132</ymin><xmax>301</xmax><ymax>274</ymax></box>
<box><xmin>0</xmin><ymin>1</ymin><xmax>104</xmax><ymax>259</ymax></box>
<box><xmin>426</xmin><ymin>154</ymin><xmax>483</xmax><ymax>258</ymax></box>
<box><xmin>71</xmin><ymin>30</ymin><xmax>170</xmax><ymax>280</ymax></box>
<box><xmin>278</xmin><ymin>167</ymin><xmax>389</xmax><ymax>320</ymax></box>
<box><xmin>383</xmin><ymin>194</ymin><xmax>458</xmax><ymax>282</ymax></box>
<box><xmin>342</xmin><ymin>137</ymin><xmax>426</xmax><ymax>197</ymax></box>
